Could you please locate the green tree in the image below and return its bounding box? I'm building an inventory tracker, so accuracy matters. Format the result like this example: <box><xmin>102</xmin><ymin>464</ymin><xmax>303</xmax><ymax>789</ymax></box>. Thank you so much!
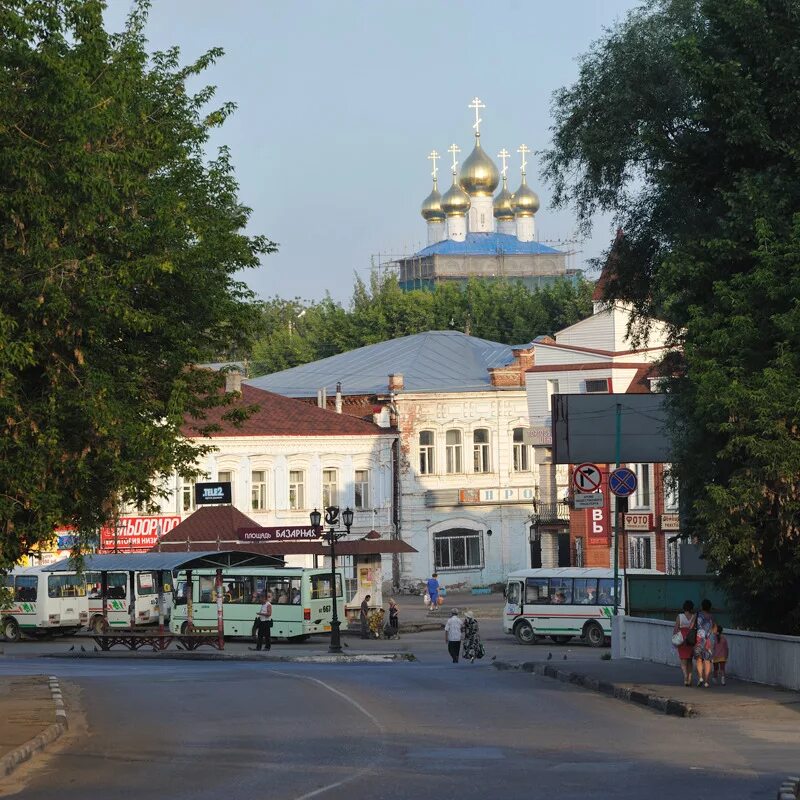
<box><xmin>0</xmin><ymin>1</ymin><xmax>274</xmax><ymax>569</ymax></box>
<box><xmin>544</xmin><ymin>0</ymin><xmax>800</xmax><ymax>632</ymax></box>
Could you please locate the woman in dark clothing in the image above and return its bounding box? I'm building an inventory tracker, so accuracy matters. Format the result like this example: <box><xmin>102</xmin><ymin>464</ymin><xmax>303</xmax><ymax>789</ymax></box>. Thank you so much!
<box><xmin>462</xmin><ymin>610</ymin><xmax>484</xmax><ymax>663</ymax></box>
<box><xmin>387</xmin><ymin>598</ymin><xmax>399</xmax><ymax>639</ymax></box>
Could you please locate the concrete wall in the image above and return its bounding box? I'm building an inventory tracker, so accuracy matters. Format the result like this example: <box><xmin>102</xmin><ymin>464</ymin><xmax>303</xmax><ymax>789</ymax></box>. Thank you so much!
<box><xmin>612</xmin><ymin>616</ymin><xmax>800</xmax><ymax>691</ymax></box>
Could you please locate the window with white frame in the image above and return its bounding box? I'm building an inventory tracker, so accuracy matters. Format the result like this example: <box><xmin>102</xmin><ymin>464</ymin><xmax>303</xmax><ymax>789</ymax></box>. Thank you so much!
<box><xmin>473</xmin><ymin>428</ymin><xmax>490</xmax><ymax>473</ymax></box>
<box><xmin>251</xmin><ymin>470</ymin><xmax>267</xmax><ymax>512</ymax></box>
<box><xmin>633</xmin><ymin>464</ymin><xmax>652</xmax><ymax>509</ymax></box>
<box><xmin>628</xmin><ymin>535</ymin><xmax>653</xmax><ymax>569</ymax></box>
<box><xmin>322</xmin><ymin>469</ymin><xmax>338</xmax><ymax>508</ymax></box>
<box><xmin>217</xmin><ymin>471</ymin><xmax>233</xmax><ymax>504</ymax></box>
<box><xmin>419</xmin><ymin>431</ymin><xmax>435</xmax><ymax>474</ymax></box>
<box><xmin>512</xmin><ymin>427</ymin><xmax>530</xmax><ymax>472</ymax></box>
<box><xmin>289</xmin><ymin>470</ymin><xmax>305</xmax><ymax>510</ymax></box>
<box><xmin>663</xmin><ymin>465</ymin><xmax>679</xmax><ymax>511</ymax></box>
<box><xmin>181</xmin><ymin>480</ymin><xmax>195</xmax><ymax>512</ymax></box>
<box><xmin>354</xmin><ymin>469</ymin><xmax>370</xmax><ymax>510</ymax></box>
<box><xmin>434</xmin><ymin>528</ymin><xmax>483</xmax><ymax>570</ymax></box>
<box><xmin>445</xmin><ymin>429</ymin><xmax>463</xmax><ymax>474</ymax></box>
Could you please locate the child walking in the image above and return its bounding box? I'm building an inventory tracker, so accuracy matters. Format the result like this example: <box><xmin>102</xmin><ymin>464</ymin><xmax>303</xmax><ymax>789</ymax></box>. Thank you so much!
<box><xmin>712</xmin><ymin>624</ymin><xmax>729</xmax><ymax>685</ymax></box>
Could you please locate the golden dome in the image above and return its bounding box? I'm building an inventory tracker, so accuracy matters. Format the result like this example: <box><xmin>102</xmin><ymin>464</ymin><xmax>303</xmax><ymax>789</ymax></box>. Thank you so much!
<box><xmin>513</xmin><ymin>177</ymin><xmax>540</xmax><ymax>217</ymax></box>
<box><xmin>440</xmin><ymin>175</ymin><xmax>471</xmax><ymax>216</ymax></box>
<box><xmin>458</xmin><ymin>136</ymin><xmax>500</xmax><ymax>197</ymax></box>
<box><xmin>421</xmin><ymin>178</ymin><xmax>445</xmax><ymax>222</ymax></box>
<box><xmin>493</xmin><ymin>178</ymin><xmax>515</xmax><ymax>220</ymax></box>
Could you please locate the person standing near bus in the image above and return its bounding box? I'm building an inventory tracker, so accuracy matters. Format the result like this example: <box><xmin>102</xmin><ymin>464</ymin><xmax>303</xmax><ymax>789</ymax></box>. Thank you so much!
<box><xmin>360</xmin><ymin>594</ymin><xmax>371</xmax><ymax>639</ymax></box>
<box><xmin>255</xmin><ymin>591</ymin><xmax>273</xmax><ymax>651</ymax></box>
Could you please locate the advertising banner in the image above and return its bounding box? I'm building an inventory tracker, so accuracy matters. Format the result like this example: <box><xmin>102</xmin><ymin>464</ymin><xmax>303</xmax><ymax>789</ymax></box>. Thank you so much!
<box><xmin>586</xmin><ymin>468</ymin><xmax>611</xmax><ymax>545</ymax></box>
<box><xmin>195</xmin><ymin>482</ymin><xmax>232</xmax><ymax>505</ymax></box>
<box><xmin>99</xmin><ymin>516</ymin><xmax>182</xmax><ymax>553</ymax></box>
<box><xmin>236</xmin><ymin>526</ymin><xmax>319</xmax><ymax>542</ymax></box>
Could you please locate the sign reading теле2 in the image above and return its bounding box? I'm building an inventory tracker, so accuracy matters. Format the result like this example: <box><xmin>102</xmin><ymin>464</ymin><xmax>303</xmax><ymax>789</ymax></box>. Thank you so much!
<box><xmin>236</xmin><ymin>527</ymin><xmax>319</xmax><ymax>542</ymax></box>
<box><xmin>195</xmin><ymin>481</ymin><xmax>232</xmax><ymax>505</ymax></box>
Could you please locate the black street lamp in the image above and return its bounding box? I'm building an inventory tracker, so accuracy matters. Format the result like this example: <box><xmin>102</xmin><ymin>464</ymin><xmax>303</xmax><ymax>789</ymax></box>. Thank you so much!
<box><xmin>310</xmin><ymin>505</ymin><xmax>353</xmax><ymax>654</ymax></box>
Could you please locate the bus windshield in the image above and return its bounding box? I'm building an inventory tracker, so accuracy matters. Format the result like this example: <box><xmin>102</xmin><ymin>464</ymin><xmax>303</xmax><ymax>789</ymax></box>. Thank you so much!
<box><xmin>310</xmin><ymin>574</ymin><xmax>342</xmax><ymax>599</ymax></box>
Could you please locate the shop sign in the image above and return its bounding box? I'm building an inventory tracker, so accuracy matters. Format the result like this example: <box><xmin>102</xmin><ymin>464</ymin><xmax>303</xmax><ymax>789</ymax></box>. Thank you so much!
<box><xmin>458</xmin><ymin>487</ymin><xmax>536</xmax><ymax>505</ymax></box>
<box><xmin>587</xmin><ymin>505</ymin><xmax>610</xmax><ymax>545</ymax></box>
<box><xmin>522</xmin><ymin>426</ymin><xmax>552</xmax><ymax>446</ymax></box>
<box><xmin>99</xmin><ymin>516</ymin><xmax>182</xmax><ymax>552</ymax></box>
<box><xmin>237</xmin><ymin>526</ymin><xmax>319</xmax><ymax>542</ymax></box>
<box><xmin>195</xmin><ymin>481</ymin><xmax>232</xmax><ymax>505</ymax></box>
<box><xmin>624</xmin><ymin>513</ymin><xmax>653</xmax><ymax>531</ymax></box>
<box><xmin>661</xmin><ymin>513</ymin><xmax>680</xmax><ymax>531</ymax></box>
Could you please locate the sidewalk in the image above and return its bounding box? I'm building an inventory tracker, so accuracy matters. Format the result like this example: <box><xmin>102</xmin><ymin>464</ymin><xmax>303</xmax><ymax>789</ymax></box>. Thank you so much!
<box><xmin>494</xmin><ymin>651</ymin><xmax>800</xmax><ymax>721</ymax></box>
<box><xmin>389</xmin><ymin>590</ymin><xmax>503</xmax><ymax>625</ymax></box>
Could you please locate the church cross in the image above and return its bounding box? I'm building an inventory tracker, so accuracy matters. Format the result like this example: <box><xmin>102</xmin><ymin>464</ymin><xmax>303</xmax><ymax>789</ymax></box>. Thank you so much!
<box><xmin>518</xmin><ymin>143</ymin><xmax>531</xmax><ymax>175</ymax></box>
<box><xmin>428</xmin><ymin>149</ymin><xmax>440</xmax><ymax>180</ymax></box>
<box><xmin>448</xmin><ymin>143</ymin><xmax>461</xmax><ymax>174</ymax></box>
<box><xmin>497</xmin><ymin>148</ymin><xmax>510</xmax><ymax>178</ymax></box>
<box><xmin>469</xmin><ymin>96</ymin><xmax>485</xmax><ymax>135</ymax></box>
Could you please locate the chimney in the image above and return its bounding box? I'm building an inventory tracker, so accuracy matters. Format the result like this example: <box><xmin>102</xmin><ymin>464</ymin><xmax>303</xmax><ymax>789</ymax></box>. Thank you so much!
<box><xmin>225</xmin><ymin>368</ymin><xmax>242</xmax><ymax>394</ymax></box>
<box><xmin>321</xmin><ymin>386</ymin><xmax>327</xmax><ymax>409</ymax></box>
<box><xmin>335</xmin><ymin>381</ymin><xmax>342</xmax><ymax>414</ymax></box>
<box><xmin>388</xmin><ymin>373</ymin><xmax>404</xmax><ymax>391</ymax></box>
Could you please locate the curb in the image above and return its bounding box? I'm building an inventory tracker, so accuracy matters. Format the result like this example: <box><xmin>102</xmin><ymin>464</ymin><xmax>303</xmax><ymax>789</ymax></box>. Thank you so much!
<box><xmin>777</xmin><ymin>775</ymin><xmax>800</xmax><ymax>799</ymax></box>
<box><xmin>0</xmin><ymin>675</ymin><xmax>68</xmax><ymax>778</ymax></box>
<box><xmin>42</xmin><ymin>651</ymin><xmax>416</xmax><ymax>664</ymax></box>
<box><xmin>492</xmin><ymin>660</ymin><xmax>694</xmax><ymax>718</ymax></box>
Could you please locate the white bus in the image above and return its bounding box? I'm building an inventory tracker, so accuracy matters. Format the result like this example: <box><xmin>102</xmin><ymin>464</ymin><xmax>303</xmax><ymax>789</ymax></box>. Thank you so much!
<box><xmin>170</xmin><ymin>567</ymin><xmax>345</xmax><ymax>642</ymax></box>
<box><xmin>84</xmin><ymin>570</ymin><xmax>174</xmax><ymax>633</ymax></box>
<box><xmin>503</xmin><ymin>568</ymin><xmax>657</xmax><ymax>647</ymax></box>
<box><xmin>2</xmin><ymin>567</ymin><xmax>88</xmax><ymax>642</ymax></box>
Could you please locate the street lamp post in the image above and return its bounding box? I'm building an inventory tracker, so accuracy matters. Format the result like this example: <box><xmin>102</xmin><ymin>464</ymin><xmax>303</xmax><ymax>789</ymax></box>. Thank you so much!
<box><xmin>310</xmin><ymin>505</ymin><xmax>353</xmax><ymax>654</ymax></box>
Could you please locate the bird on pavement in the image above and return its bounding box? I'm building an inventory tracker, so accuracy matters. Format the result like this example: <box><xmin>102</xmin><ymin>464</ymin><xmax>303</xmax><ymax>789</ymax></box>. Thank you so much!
<box><xmin>546</xmin><ymin>652</ymin><xmax>552</xmax><ymax>660</ymax></box>
<box><xmin>491</xmin><ymin>655</ymin><xmax>496</xmax><ymax>661</ymax></box>
<box><xmin>68</xmin><ymin>645</ymin><xmax>74</xmax><ymax>651</ymax></box>
<box><xmin>563</xmin><ymin>654</ymin><xmax>567</xmax><ymax>660</ymax></box>
<box><xmin>80</xmin><ymin>645</ymin><xmax>86</xmax><ymax>652</ymax></box>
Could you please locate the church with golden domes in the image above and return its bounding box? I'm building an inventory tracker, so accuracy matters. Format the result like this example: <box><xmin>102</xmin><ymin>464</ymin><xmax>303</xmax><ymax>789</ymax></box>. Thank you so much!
<box><xmin>397</xmin><ymin>98</ymin><xmax>574</xmax><ymax>291</ymax></box>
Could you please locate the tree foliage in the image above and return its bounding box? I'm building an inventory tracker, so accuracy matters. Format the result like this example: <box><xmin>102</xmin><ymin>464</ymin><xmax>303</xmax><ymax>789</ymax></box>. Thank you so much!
<box><xmin>544</xmin><ymin>0</ymin><xmax>800</xmax><ymax>631</ymax></box>
<box><xmin>249</xmin><ymin>273</ymin><xmax>595</xmax><ymax>376</ymax></box>
<box><xmin>0</xmin><ymin>1</ymin><xmax>274</xmax><ymax>569</ymax></box>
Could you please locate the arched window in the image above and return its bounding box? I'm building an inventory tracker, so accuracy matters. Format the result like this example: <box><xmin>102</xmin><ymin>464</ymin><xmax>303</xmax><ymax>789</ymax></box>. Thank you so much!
<box><xmin>419</xmin><ymin>431</ymin><xmax>435</xmax><ymax>475</ymax></box>
<box><xmin>473</xmin><ymin>429</ymin><xmax>490</xmax><ymax>473</ymax></box>
<box><xmin>512</xmin><ymin>427</ymin><xmax>530</xmax><ymax>472</ymax></box>
<box><xmin>445</xmin><ymin>430</ymin><xmax>463</xmax><ymax>474</ymax></box>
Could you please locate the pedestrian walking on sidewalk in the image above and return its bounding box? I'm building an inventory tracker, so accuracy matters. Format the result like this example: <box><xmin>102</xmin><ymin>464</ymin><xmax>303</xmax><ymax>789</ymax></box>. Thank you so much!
<box><xmin>712</xmin><ymin>623</ymin><xmax>729</xmax><ymax>685</ymax></box>
<box><xmin>254</xmin><ymin>592</ymin><xmax>273</xmax><ymax>651</ymax></box>
<box><xmin>444</xmin><ymin>608</ymin><xmax>463</xmax><ymax>663</ymax></box>
<box><xmin>462</xmin><ymin>610</ymin><xmax>484</xmax><ymax>663</ymax></box>
<box><xmin>386</xmin><ymin>598</ymin><xmax>399</xmax><ymax>639</ymax></box>
<box><xmin>672</xmin><ymin>599</ymin><xmax>696</xmax><ymax>686</ymax></box>
<box><xmin>360</xmin><ymin>595</ymin><xmax>371</xmax><ymax>639</ymax></box>
<box><xmin>694</xmin><ymin>598</ymin><xmax>716</xmax><ymax>687</ymax></box>
<box><xmin>426</xmin><ymin>572</ymin><xmax>440</xmax><ymax>612</ymax></box>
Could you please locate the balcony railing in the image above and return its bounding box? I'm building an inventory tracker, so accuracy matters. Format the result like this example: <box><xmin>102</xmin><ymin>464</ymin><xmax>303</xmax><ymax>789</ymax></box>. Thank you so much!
<box><xmin>532</xmin><ymin>502</ymin><xmax>571</xmax><ymax>524</ymax></box>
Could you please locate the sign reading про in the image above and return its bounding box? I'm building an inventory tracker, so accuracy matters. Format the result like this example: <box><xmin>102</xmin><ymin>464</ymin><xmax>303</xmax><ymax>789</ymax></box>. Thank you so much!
<box><xmin>459</xmin><ymin>487</ymin><xmax>536</xmax><ymax>505</ymax></box>
<box><xmin>195</xmin><ymin>481</ymin><xmax>232</xmax><ymax>505</ymax></box>
<box><xmin>237</xmin><ymin>526</ymin><xmax>319</xmax><ymax>542</ymax></box>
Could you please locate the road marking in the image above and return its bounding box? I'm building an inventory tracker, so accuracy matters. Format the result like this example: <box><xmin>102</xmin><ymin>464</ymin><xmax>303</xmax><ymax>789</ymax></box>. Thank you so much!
<box><xmin>270</xmin><ymin>670</ymin><xmax>386</xmax><ymax>800</ymax></box>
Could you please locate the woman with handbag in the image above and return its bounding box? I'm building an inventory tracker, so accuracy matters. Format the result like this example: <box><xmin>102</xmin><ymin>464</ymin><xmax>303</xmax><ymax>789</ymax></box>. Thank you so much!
<box><xmin>672</xmin><ymin>599</ymin><xmax>696</xmax><ymax>686</ymax></box>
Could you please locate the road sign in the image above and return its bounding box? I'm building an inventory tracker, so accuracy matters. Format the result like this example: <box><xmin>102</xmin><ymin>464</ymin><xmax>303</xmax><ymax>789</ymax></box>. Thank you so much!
<box><xmin>609</xmin><ymin>467</ymin><xmax>637</xmax><ymax>497</ymax></box>
<box><xmin>573</xmin><ymin>462</ymin><xmax>602</xmax><ymax>493</ymax></box>
<box><xmin>573</xmin><ymin>492</ymin><xmax>604</xmax><ymax>509</ymax></box>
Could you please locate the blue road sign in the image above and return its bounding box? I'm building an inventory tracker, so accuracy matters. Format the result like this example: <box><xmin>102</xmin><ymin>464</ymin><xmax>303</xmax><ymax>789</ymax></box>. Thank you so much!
<box><xmin>609</xmin><ymin>467</ymin><xmax>637</xmax><ymax>497</ymax></box>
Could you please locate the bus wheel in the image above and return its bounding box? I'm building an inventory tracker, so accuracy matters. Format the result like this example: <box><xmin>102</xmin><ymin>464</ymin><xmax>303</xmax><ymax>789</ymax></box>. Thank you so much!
<box><xmin>514</xmin><ymin>621</ymin><xmax>536</xmax><ymax>645</ymax></box>
<box><xmin>583</xmin><ymin>622</ymin><xmax>605</xmax><ymax>648</ymax></box>
<box><xmin>180</xmin><ymin>622</ymin><xmax>189</xmax><ymax>635</ymax></box>
<box><xmin>90</xmin><ymin>616</ymin><xmax>107</xmax><ymax>635</ymax></box>
<box><xmin>2</xmin><ymin>618</ymin><xmax>20</xmax><ymax>643</ymax></box>
<box><xmin>550</xmin><ymin>635</ymin><xmax>572</xmax><ymax>644</ymax></box>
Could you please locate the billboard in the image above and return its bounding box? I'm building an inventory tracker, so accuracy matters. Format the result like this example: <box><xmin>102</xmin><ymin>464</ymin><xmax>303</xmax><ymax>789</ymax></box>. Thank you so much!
<box><xmin>552</xmin><ymin>394</ymin><xmax>672</xmax><ymax>464</ymax></box>
<box><xmin>195</xmin><ymin>481</ymin><xmax>233</xmax><ymax>505</ymax></box>
<box><xmin>99</xmin><ymin>516</ymin><xmax>182</xmax><ymax>553</ymax></box>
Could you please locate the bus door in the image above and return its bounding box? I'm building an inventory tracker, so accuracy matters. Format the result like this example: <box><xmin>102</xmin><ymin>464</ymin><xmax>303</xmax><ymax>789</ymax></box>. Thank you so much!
<box><xmin>45</xmin><ymin>573</ymin><xmax>86</xmax><ymax>628</ymax></box>
<box><xmin>504</xmin><ymin>580</ymin><xmax>523</xmax><ymax>631</ymax></box>
<box><xmin>86</xmin><ymin>571</ymin><xmax>129</xmax><ymax>630</ymax></box>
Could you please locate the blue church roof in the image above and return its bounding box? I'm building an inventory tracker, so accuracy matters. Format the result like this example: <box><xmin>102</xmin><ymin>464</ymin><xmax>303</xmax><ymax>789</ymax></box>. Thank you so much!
<box><xmin>248</xmin><ymin>331</ymin><xmax>527</xmax><ymax>396</ymax></box>
<box><xmin>412</xmin><ymin>232</ymin><xmax>561</xmax><ymax>258</ymax></box>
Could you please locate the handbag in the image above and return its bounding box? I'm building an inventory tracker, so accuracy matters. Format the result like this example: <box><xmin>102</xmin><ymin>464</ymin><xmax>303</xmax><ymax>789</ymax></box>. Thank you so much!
<box><xmin>684</xmin><ymin>614</ymin><xmax>698</xmax><ymax>646</ymax></box>
<box><xmin>671</xmin><ymin>631</ymin><xmax>684</xmax><ymax>647</ymax></box>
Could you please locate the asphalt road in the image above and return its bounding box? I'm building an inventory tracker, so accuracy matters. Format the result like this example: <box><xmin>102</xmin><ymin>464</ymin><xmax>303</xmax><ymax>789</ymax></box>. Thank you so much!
<box><xmin>1</xmin><ymin>644</ymin><xmax>796</xmax><ymax>800</ymax></box>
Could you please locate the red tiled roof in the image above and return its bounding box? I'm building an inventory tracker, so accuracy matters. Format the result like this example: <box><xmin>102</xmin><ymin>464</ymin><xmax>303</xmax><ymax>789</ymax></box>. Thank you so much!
<box><xmin>155</xmin><ymin>506</ymin><xmax>262</xmax><ymax>546</ymax></box>
<box><xmin>182</xmin><ymin>385</ymin><xmax>389</xmax><ymax>438</ymax></box>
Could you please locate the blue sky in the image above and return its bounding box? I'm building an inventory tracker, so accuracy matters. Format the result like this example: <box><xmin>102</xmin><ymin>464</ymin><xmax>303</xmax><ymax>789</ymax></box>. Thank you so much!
<box><xmin>105</xmin><ymin>1</ymin><xmax>642</xmax><ymax>303</ymax></box>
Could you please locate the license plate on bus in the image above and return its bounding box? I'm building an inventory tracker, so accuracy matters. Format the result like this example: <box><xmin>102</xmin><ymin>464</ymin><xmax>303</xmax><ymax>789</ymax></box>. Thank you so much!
<box><xmin>323</xmin><ymin>625</ymin><xmax>331</xmax><ymax>631</ymax></box>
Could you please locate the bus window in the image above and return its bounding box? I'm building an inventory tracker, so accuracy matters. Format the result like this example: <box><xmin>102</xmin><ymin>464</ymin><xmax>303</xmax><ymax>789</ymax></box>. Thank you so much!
<box><xmin>108</xmin><ymin>573</ymin><xmax>127</xmax><ymax>599</ymax></box>
<box><xmin>137</xmin><ymin>572</ymin><xmax>156</xmax><ymax>595</ymax></box>
<box><xmin>199</xmin><ymin>576</ymin><xmax>214</xmax><ymax>603</ymax></box>
<box><xmin>506</xmin><ymin>582</ymin><xmax>521</xmax><ymax>606</ymax></box>
<box><xmin>175</xmin><ymin>581</ymin><xmax>188</xmax><ymax>606</ymax></box>
<box><xmin>573</xmin><ymin>579</ymin><xmax>598</xmax><ymax>605</ymax></box>
<box><xmin>525</xmin><ymin>578</ymin><xmax>549</xmax><ymax>603</ymax></box>
<box><xmin>47</xmin><ymin>574</ymin><xmax>86</xmax><ymax>598</ymax></box>
<box><xmin>14</xmin><ymin>575</ymin><xmax>38</xmax><ymax>602</ymax></box>
<box><xmin>598</xmin><ymin>578</ymin><xmax>620</xmax><ymax>605</ymax></box>
<box><xmin>311</xmin><ymin>574</ymin><xmax>342</xmax><ymax>599</ymax></box>
<box><xmin>549</xmin><ymin>578</ymin><xmax>573</xmax><ymax>604</ymax></box>
<box><xmin>223</xmin><ymin>576</ymin><xmax>252</xmax><ymax>604</ymax></box>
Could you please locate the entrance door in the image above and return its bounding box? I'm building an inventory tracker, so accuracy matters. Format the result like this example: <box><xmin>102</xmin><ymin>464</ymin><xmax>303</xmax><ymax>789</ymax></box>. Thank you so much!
<box><xmin>557</xmin><ymin>534</ymin><xmax>571</xmax><ymax>567</ymax></box>
<box><xmin>530</xmin><ymin>528</ymin><xmax>542</xmax><ymax>568</ymax></box>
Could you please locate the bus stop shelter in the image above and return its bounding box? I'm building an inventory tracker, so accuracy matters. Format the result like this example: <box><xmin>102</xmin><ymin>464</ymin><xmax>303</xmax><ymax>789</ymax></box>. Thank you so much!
<box><xmin>43</xmin><ymin>550</ymin><xmax>283</xmax><ymax>648</ymax></box>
